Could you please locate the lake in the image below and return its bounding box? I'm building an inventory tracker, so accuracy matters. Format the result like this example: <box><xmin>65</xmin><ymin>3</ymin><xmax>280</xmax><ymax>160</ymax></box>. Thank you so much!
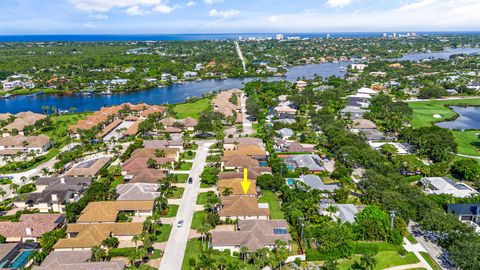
<box><xmin>1</xmin><ymin>47</ymin><xmax>480</xmax><ymax>114</ymax></box>
<box><xmin>436</xmin><ymin>106</ymin><xmax>480</xmax><ymax>130</ymax></box>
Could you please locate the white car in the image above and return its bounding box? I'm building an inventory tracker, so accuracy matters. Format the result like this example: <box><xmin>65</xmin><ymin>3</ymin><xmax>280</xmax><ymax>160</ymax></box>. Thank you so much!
<box><xmin>177</xmin><ymin>219</ymin><xmax>184</xmax><ymax>227</ymax></box>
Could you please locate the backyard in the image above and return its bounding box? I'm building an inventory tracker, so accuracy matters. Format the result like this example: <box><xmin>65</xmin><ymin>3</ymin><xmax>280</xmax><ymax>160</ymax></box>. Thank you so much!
<box><xmin>173</xmin><ymin>98</ymin><xmax>212</xmax><ymax>119</ymax></box>
<box><xmin>258</xmin><ymin>190</ymin><xmax>284</xmax><ymax>219</ymax></box>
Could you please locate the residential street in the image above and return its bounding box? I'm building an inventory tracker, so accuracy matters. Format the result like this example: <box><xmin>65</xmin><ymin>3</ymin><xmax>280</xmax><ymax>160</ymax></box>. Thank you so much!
<box><xmin>159</xmin><ymin>140</ymin><xmax>213</xmax><ymax>270</ymax></box>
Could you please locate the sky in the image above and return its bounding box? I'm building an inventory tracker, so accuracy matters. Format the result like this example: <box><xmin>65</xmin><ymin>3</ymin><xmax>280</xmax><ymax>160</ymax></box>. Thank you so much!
<box><xmin>0</xmin><ymin>0</ymin><xmax>479</xmax><ymax>35</ymax></box>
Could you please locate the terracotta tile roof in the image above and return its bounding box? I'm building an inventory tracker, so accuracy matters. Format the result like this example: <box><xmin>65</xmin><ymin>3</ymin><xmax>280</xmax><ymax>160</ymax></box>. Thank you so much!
<box><xmin>218</xmin><ymin>179</ymin><xmax>257</xmax><ymax>196</ymax></box>
<box><xmin>222</xmin><ymin>154</ymin><xmax>259</xmax><ymax>168</ymax></box>
<box><xmin>212</xmin><ymin>89</ymin><xmax>241</xmax><ymax>117</ymax></box>
<box><xmin>0</xmin><ymin>134</ymin><xmax>50</xmax><ymax>148</ymax></box>
<box><xmin>0</xmin><ymin>113</ymin><xmax>13</xmax><ymax>121</ymax></box>
<box><xmin>127</xmin><ymin>169</ymin><xmax>166</xmax><ymax>184</ymax></box>
<box><xmin>0</xmin><ymin>213</ymin><xmax>65</xmax><ymax>238</ymax></box>
<box><xmin>123</xmin><ymin>157</ymin><xmax>174</xmax><ymax>171</ymax></box>
<box><xmin>124</xmin><ymin>119</ymin><xmax>145</xmax><ymax>136</ymax></box>
<box><xmin>224</xmin><ymin>145</ymin><xmax>266</xmax><ymax>157</ymax></box>
<box><xmin>76</xmin><ymin>201</ymin><xmax>154</xmax><ymax>223</ymax></box>
<box><xmin>33</xmin><ymin>250</ymin><xmax>126</xmax><ymax>270</ymax></box>
<box><xmin>54</xmin><ymin>223</ymin><xmax>143</xmax><ymax>249</ymax></box>
<box><xmin>97</xmin><ymin>119</ymin><xmax>122</xmax><ymax>138</ymax></box>
<box><xmin>2</xmin><ymin>112</ymin><xmax>46</xmax><ymax>131</ymax></box>
<box><xmin>351</xmin><ymin>119</ymin><xmax>377</xmax><ymax>130</ymax></box>
<box><xmin>130</xmin><ymin>103</ymin><xmax>149</xmax><ymax>111</ymax></box>
<box><xmin>219</xmin><ymin>196</ymin><xmax>269</xmax><ymax>218</ymax></box>
<box><xmin>64</xmin><ymin>157</ymin><xmax>111</xmax><ymax>177</ymax></box>
<box><xmin>162</xmin><ymin>127</ymin><xmax>183</xmax><ymax>133</ymax></box>
<box><xmin>131</xmin><ymin>148</ymin><xmax>179</xmax><ymax>159</ymax></box>
<box><xmin>211</xmin><ymin>220</ymin><xmax>291</xmax><ymax>251</ymax></box>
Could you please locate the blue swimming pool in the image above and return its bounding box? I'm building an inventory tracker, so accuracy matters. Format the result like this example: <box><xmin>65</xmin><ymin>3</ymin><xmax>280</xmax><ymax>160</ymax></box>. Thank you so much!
<box><xmin>287</xmin><ymin>179</ymin><xmax>295</xmax><ymax>186</ymax></box>
<box><xmin>259</xmin><ymin>161</ymin><xmax>268</xmax><ymax>167</ymax></box>
<box><xmin>8</xmin><ymin>249</ymin><xmax>33</xmax><ymax>269</ymax></box>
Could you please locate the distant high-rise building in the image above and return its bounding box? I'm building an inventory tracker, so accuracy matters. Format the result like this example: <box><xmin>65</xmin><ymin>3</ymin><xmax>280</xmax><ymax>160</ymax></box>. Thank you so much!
<box><xmin>383</xmin><ymin>33</ymin><xmax>387</xmax><ymax>38</ymax></box>
<box><xmin>238</xmin><ymin>36</ymin><xmax>243</xmax><ymax>41</ymax></box>
<box><xmin>412</xmin><ymin>32</ymin><xmax>417</xmax><ymax>37</ymax></box>
<box><xmin>276</xmin><ymin>34</ymin><xmax>284</xmax><ymax>40</ymax></box>
<box><xmin>393</xmin><ymin>32</ymin><xmax>397</xmax><ymax>38</ymax></box>
<box><xmin>326</xmin><ymin>33</ymin><xmax>331</xmax><ymax>39</ymax></box>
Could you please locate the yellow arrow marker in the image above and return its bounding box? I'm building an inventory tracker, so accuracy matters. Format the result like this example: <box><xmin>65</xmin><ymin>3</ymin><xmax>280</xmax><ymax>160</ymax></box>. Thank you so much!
<box><xmin>241</xmin><ymin>168</ymin><xmax>251</xmax><ymax>195</ymax></box>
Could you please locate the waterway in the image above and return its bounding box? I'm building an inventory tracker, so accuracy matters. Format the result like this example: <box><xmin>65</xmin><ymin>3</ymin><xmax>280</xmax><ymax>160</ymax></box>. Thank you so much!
<box><xmin>1</xmin><ymin>48</ymin><xmax>480</xmax><ymax>114</ymax></box>
<box><xmin>436</xmin><ymin>106</ymin><xmax>480</xmax><ymax>130</ymax></box>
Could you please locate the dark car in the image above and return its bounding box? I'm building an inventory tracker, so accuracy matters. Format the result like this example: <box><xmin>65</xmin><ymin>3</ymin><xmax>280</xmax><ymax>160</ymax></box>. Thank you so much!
<box><xmin>188</xmin><ymin>177</ymin><xmax>193</xmax><ymax>184</ymax></box>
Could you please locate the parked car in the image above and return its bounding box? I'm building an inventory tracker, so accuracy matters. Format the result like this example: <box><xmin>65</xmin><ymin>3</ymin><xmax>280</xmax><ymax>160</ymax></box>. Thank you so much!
<box><xmin>188</xmin><ymin>177</ymin><xmax>193</xmax><ymax>184</ymax></box>
<box><xmin>177</xmin><ymin>219</ymin><xmax>184</xmax><ymax>227</ymax></box>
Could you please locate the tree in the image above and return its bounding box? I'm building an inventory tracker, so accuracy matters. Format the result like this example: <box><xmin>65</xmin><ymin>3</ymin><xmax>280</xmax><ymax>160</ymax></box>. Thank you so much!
<box><xmin>197</xmin><ymin>223</ymin><xmax>212</xmax><ymax>246</ymax></box>
<box><xmin>221</xmin><ymin>187</ymin><xmax>233</xmax><ymax>197</ymax></box>
<box><xmin>451</xmin><ymin>159</ymin><xmax>480</xmax><ymax>182</ymax></box>
<box><xmin>40</xmin><ymin>168</ymin><xmax>50</xmax><ymax>177</ymax></box>
<box><xmin>354</xmin><ymin>205</ymin><xmax>390</xmax><ymax>242</ymax></box>
<box><xmin>102</xmin><ymin>237</ymin><xmax>119</xmax><ymax>249</ymax></box>
<box><xmin>419</xmin><ymin>84</ymin><xmax>447</xmax><ymax>99</ymax></box>
<box><xmin>147</xmin><ymin>158</ymin><xmax>157</xmax><ymax>169</ymax></box>
<box><xmin>307</xmin><ymin>222</ymin><xmax>354</xmax><ymax>260</ymax></box>
<box><xmin>0</xmin><ymin>234</ymin><xmax>6</xmax><ymax>243</ymax></box>
<box><xmin>274</xmin><ymin>240</ymin><xmax>289</xmax><ymax>270</ymax></box>
<box><xmin>257</xmin><ymin>174</ymin><xmax>285</xmax><ymax>192</ymax></box>
<box><xmin>359</xmin><ymin>253</ymin><xmax>378</xmax><ymax>270</ymax></box>
<box><xmin>322</xmin><ymin>259</ymin><xmax>339</xmax><ymax>270</ymax></box>
<box><xmin>239</xmin><ymin>246</ymin><xmax>249</xmax><ymax>262</ymax></box>
<box><xmin>91</xmin><ymin>245</ymin><xmax>106</xmax><ymax>261</ymax></box>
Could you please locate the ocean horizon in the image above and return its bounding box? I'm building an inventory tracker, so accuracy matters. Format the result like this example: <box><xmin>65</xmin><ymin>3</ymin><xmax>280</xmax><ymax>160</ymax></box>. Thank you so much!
<box><xmin>0</xmin><ymin>31</ymin><xmax>479</xmax><ymax>42</ymax></box>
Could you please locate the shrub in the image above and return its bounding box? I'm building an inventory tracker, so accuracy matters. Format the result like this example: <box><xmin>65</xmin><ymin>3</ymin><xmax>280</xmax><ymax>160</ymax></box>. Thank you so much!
<box><xmin>108</xmin><ymin>247</ymin><xmax>136</xmax><ymax>257</ymax></box>
<box><xmin>351</xmin><ymin>242</ymin><xmax>379</xmax><ymax>255</ymax></box>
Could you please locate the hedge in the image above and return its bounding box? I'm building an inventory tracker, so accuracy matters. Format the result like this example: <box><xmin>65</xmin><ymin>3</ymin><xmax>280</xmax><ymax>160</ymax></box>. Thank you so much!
<box><xmin>108</xmin><ymin>247</ymin><xmax>137</xmax><ymax>257</ymax></box>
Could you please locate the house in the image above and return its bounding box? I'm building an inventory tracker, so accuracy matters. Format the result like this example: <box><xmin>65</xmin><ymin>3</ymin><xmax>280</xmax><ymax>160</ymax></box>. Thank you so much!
<box><xmin>350</xmin><ymin>119</ymin><xmax>377</xmax><ymax>132</ymax></box>
<box><xmin>341</xmin><ymin>106</ymin><xmax>367</xmax><ymax>120</ymax></box>
<box><xmin>122</xmin><ymin>157</ymin><xmax>174</xmax><ymax>172</ymax></box>
<box><xmin>368</xmin><ymin>142</ymin><xmax>414</xmax><ymax>155</ymax></box>
<box><xmin>211</xmin><ymin>220</ymin><xmax>291</xmax><ymax>255</ymax></box>
<box><xmin>295</xmin><ymin>80</ymin><xmax>307</xmax><ymax>91</ymax></box>
<box><xmin>64</xmin><ymin>157</ymin><xmax>111</xmax><ymax>177</ymax></box>
<box><xmin>319</xmin><ymin>203</ymin><xmax>360</xmax><ymax>223</ymax></box>
<box><xmin>282</xmin><ymin>154</ymin><xmax>324</xmax><ymax>172</ymax></box>
<box><xmin>212</xmin><ymin>89</ymin><xmax>242</xmax><ymax>119</ymax></box>
<box><xmin>0</xmin><ymin>214</ymin><xmax>65</xmax><ymax>242</ymax></box>
<box><xmin>76</xmin><ymin>201</ymin><xmax>154</xmax><ymax>223</ymax></box>
<box><xmin>346</xmin><ymin>95</ymin><xmax>370</xmax><ymax>109</ymax></box>
<box><xmin>54</xmin><ymin>223</ymin><xmax>143</xmax><ymax>251</ymax></box>
<box><xmin>361</xmin><ymin>129</ymin><xmax>388</xmax><ymax>142</ymax></box>
<box><xmin>299</xmin><ymin>174</ymin><xmax>339</xmax><ymax>192</ymax></box>
<box><xmin>143</xmin><ymin>139</ymin><xmax>184</xmax><ymax>151</ymax></box>
<box><xmin>131</xmin><ymin>147</ymin><xmax>180</xmax><ymax>161</ymax></box>
<box><xmin>274</xmin><ymin>105</ymin><xmax>297</xmax><ymax>119</ymax></box>
<box><xmin>224</xmin><ymin>145</ymin><xmax>267</xmax><ymax>160</ymax></box>
<box><xmin>446</xmin><ymin>89</ymin><xmax>459</xmax><ymax>95</ymax></box>
<box><xmin>183</xmin><ymin>71</ymin><xmax>198</xmax><ymax>79</ymax></box>
<box><xmin>275</xmin><ymin>140</ymin><xmax>315</xmax><ymax>153</ymax></box>
<box><xmin>420</xmin><ymin>177</ymin><xmax>479</xmax><ymax>198</ymax></box>
<box><xmin>0</xmin><ymin>134</ymin><xmax>51</xmax><ymax>156</ymax></box>
<box><xmin>221</xmin><ymin>154</ymin><xmax>260</xmax><ymax>171</ymax></box>
<box><xmin>223</xmin><ymin>137</ymin><xmax>264</xmax><ymax>151</ymax></box>
<box><xmin>14</xmin><ymin>177</ymin><xmax>92</xmax><ymax>213</ymax></box>
<box><xmin>219</xmin><ymin>196</ymin><xmax>270</xmax><ymax>220</ymax></box>
<box><xmin>357</xmin><ymin>87</ymin><xmax>378</xmax><ymax>95</ymax></box>
<box><xmin>447</xmin><ymin>204</ymin><xmax>480</xmax><ymax>224</ymax></box>
<box><xmin>218</xmin><ymin>179</ymin><xmax>257</xmax><ymax>196</ymax></box>
<box><xmin>116</xmin><ymin>183</ymin><xmax>160</xmax><ymax>201</ymax></box>
<box><xmin>1</xmin><ymin>112</ymin><xmax>46</xmax><ymax>136</ymax></box>
<box><xmin>277</xmin><ymin>128</ymin><xmax>294</xmax><ymax>140</ymax></box>
<box><xmin>124</xmin><ymin>169</ymin><xmax>166</xmax><ymax>184</ymax></box>
<box><xmin>351</xmin><ymin>64</ymin><xmax>368</xmax><ymax>71</ymax></box>
<box><xmin>33</xmin><ymin>250</ymin><xmax>126</xmax><ymax>270</ymax></box>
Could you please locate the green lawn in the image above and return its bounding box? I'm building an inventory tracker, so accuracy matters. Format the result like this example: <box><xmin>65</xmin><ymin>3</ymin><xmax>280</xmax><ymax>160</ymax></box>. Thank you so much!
<box><xmin>167</xmin><ymin>187</ymin><xmax>185</xmax><ymax>199</ymax></box>
<box><xmin>258</xmin><ymin>190</ymin><xmax>284</xmax><ymax>219</ymax></box>
<box><xmin>191</xmin><ymin>211</ymin><xmax>207</xmax><ymax>230</ymax></box>
<box><xmin>196</xmin><ymin>191</ymin><xmax>216</xmax><ymax>205</ymax></box>
<box><xmin>173</xmin><ymin>98</ymin><xmax>212</xmax><ymax>119</ymax></box>
<box><xmin>182</xmin><ymin>238</ymin><xmax>204</xmax><ymax>270</ymax></box>
<box><xmin>155</xmin><ymin>224</ymin><xmax>172</xmax><ymax>243</ymax></box>
<box><xmin>406</xmin><ymin>233</ymin><xmax>418</xmax><ymax>244</ymax></box>
<box><xmin>174</xmin><ymin>174</ymin><xmax>190</xmax><ymax>183</ymax></box>
<box><xmin>408</xmin><ymin>99</ymin><xmax>480</xmax><ymax>157</ymax></box>
<box><xmin>408</xmin><ymin>98</ymin><xmax>480</xmax><ymax>128</ymax></box>
<box><xmin>178</xmin><ymin>162</ymin><xmax>193</xmax><ymax>171</ymax></box>
<box><xmin>162</xmin><ymin>204</ymin><xmax>179</xmax><ymax>217</ymax></box>
<box><xmin>181</xmin><ymin>151</ymin><xmax>196</xmax><ymax>160</ymax></box>
<box><xmin>420</xmin><ymin>252</ymin><xmax>442</xmax><ymax>270</ymax></box>
<box><xmin>337</xmin><ymin>251</ymin><xmax>419</xmax><ymax>270</ymax></box>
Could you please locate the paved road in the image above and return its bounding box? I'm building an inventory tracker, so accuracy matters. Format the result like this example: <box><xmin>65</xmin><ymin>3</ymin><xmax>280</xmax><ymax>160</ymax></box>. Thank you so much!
<box><xmin>402</xmin><ymin>238</ymin><xmax>433</xmax><ymax>270</ymax></box>
<box><xmin>409</xmin><ymin>223</ymin><xmax>452</xmax><ymax>270</ymax></box>
<box><xmin>240</xmin><ymin>94</ymin><xmax>255</xmax><ymax>136</ymax></box>
<box><xmin>159</xmin><ymin>140</ymin><xmax>213</xmax><ymax>270</ymax></box>
<box><xmin>234</xmin><ymin>41</ymin><xmax>246</xmax><ymax>73</ymax></box>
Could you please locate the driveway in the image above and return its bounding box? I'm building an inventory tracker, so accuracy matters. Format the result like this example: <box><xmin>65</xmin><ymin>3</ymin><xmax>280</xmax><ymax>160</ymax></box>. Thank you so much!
<box><xmin>159</xmin><ymin>140</ymin><xmax>213</xmax><ymax>270</ymax></box>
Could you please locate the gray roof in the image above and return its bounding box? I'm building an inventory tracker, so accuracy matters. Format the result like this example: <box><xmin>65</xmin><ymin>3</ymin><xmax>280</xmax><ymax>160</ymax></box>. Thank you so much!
<box><xmin>143</xmin><ymin>139</ymin><xmax>183</xmax><ymax>148</ymax></box>
<box><xmin>447</xmin><ymin>203</ymin><xmax>480</xmax><ymax>216</ymax></box>
<box><xmin>273</xmin><ymin>118</ymin><xmax>296</xmax><ymax>125</ymax></box>
<box><xmin>285</xmin><ymin>155</ymin><xmax>324</xmax><ymax>171</ymax></box>
<box><xmin>0</xmin><ymin>243</ymin><xmax>19</xmax><ymax>261</ymax></box>
<box><xmin>320</xmin><ymin>203</ymin><xmax>359</xmax><ymax>223</ymax></box>
<box><xmin>277</xmin><ymin>128</ymin><xmax>294</xmax><ymax>138</ymax></box>
<box><xmin>361</xmin><ymin>129</ymin><xmax>386</xmax><ymax>141</ymax></box>
<box><xmin>300</xmin><ymin>174</ymin><xmax>339</xmax><ymax>192</ymax></box>
<box><xmin>116</xmin><ymin>183</ymin><xmax>160</xmax><ymax>201</ymax></box>
<box><xmin>36</xmin><ymin>177</ymin><xmax>92</xmax><ymax>187</ymax></box>
<box><xmin>33</xmin><ymin>251</ymin><xmax>125</xmax><ymax>270</ymax></box>
<box><xmin>20</xmin><ymin>177</ymin><xmax>91</xmax><ymax>204</ymax></box>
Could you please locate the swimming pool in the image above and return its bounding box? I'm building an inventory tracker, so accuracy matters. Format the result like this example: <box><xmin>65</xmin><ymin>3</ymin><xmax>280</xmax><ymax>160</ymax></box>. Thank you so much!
<box><xmin>287</xmin><ymin>179</ymin><xmax>295</xmax><ymax>186</ymax></box>
<box><xmin>8</xmin><ymin>249</ymin><xmax>33</xmax><ymax>269</ymax></box>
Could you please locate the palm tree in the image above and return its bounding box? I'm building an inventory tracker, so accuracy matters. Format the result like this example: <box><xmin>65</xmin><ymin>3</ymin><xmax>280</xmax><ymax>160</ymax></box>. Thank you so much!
<box><xmin>197</xmin><ymin>251</ymin><xmax>216</xmax><ymax>270</ymax></box>
<box><xmin>360</xmin><ymin>253</ymin><xmax>378</xmax><ymax>270</ymax></box>
<box><xmin>197</xmin><ymin>223</ymin><xmax>212</xmax><ymax>246</ymax></box>
<box><xmin>221</xmin><ymin>187</ymin><xmax>233</xmax><ymax>197</ymax></box>
<box><xmin>132</xmin><ymin>235</ymin><xmax>141</xmax><ymax>252</ymax></box>
<box><xmin>40</xmin><ymin>168</ymin><xmax>50</xmax><ymax>177</ymax></box>
<box><xmin>239</xmin><ymin>246</ymin><xmax>249</xmax><ymax>262</ymax></box>
<box><xmin>90</xmin><ymin>245</ymin><xmax>106</xmax><ymax>262</ymax></box>
<box><xmin>20</xmin><ymin>176</ymin><xmax>27</xmax><ymax>185</ymax></box>
<box><xmin>9</xmin><ymin>183</ymin><xmax>19</xmax><ymax>193</ymax></box>
<box><xmin>0</xmin><ymin>189</ymin><xmax>6</xmax><ymax>200</ymax></box>
<box><xmin>155</xmin><ymin>149</ymin><xmax>166</xmax><ymax>158</ymax></box>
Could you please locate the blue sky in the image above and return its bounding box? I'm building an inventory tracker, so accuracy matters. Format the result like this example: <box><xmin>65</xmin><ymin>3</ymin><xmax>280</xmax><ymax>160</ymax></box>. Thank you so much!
<box><xmin>0</xmin><ymin>0</ymin><xmax>479</xmax><ymax>34</ymax></box>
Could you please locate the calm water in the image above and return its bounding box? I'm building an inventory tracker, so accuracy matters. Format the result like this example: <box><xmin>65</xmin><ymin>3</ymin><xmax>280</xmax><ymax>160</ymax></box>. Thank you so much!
<box><xmin>1</xmin><ymin>48</ymin><xmax>480</xmax><ymax>114</ymax></box>
<box><xmin>0</xmin><ymin>62</ymin><xmax>351</xmax><ymax>114</ymax></box>
<box><xmin>436</xmin><ymin>106</ymin><xmax>480</xmax><ymax>130</ymax></box>
<box><xmin>391</xmin><ymin>48</ymin><xmax>480</xmax><ymax>61</ymax></box>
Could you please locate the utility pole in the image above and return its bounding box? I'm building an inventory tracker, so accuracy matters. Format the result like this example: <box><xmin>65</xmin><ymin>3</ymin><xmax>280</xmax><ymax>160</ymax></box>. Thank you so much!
<box><xmin>298</xmin><ymin>217</ymin><xmax>306</xmax><ymax>241</ymax></box>
<box><xmin>389</xmin><ymin>210</ymin><xmax>396</xmax><ymax>230</ymax></box>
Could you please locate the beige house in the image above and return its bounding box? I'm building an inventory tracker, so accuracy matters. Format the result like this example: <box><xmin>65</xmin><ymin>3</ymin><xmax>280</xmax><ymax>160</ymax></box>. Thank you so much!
<box><xmin>219</xmin><ymin>196</ymin><xmax>269</xmax><ymax>221</ymax></box>
<box><xmin>0</xmin><ymin>134</ymin><xmax>51</xmax><ymax>156</ymax></box>
<box><xmin>0</xmin><ymin>214</ymin><xmax>65</xmax><ymax>242</ymax></box>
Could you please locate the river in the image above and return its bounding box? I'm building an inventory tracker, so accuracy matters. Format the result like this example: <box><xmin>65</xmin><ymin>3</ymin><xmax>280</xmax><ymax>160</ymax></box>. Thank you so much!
<box><xmin>1</xmin><ymin>48</ymin><xmax>480</xmax><ymax>114</ymax></box>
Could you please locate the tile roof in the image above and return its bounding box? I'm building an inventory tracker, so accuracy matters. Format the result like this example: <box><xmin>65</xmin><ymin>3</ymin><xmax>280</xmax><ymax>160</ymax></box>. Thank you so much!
<box><xmin>64</xmin><ymin>157</ymin><xmax>111</xmax><ymax>177</ymax></box>
<box><xmin>218</xmin><ymin>179</ymin><xmax>257</xmax><ymax>196</ymax></box>
<box><xmin>143</xmin><ymin>139</ymin><xmax>183</xmax><ymax>148</ymax></box>
<box><xmin>116</xmin><ymin>183</ymin><xmax>160</xmax><ymax>201</ymax></box>
<box><xmin>351</xmin><ymin>119</ymin><xmax>377</xmax><ymax>130</ymax></box>
<box><xmin>0</xmin><ymin>134</ymin><xmax>50</xmax><ymax>149</ymax></box>
<box><xmin>33</xmin><ymin>250</ymin><xmax>126</xmax><ymax>270</ymax></box>
<box><xmin>124</xmin><ymin>119</ymin><xmax>145</xmax><ymax>136</ymax></box>
<box><xmin>0</xmin><ymin>214</ymin><xmax>65</xmax><ymax>238</ymax></box>
<box><xmin>219</xmin><ymin>196</ymin><xmax>269</xmax><ymax>218</ymax></box>
<box><xmin>224</xmin><ymin>145</ymin><xmax>266</xmax><ymax>157</ymax></box>
<box><xmin>211</xmin><ymin>220</ymin><xmax>291</xmax><ymax>251</ymax></box>
<box><xmin>223</xmin><ymin>137</ymin><xmax>263</xmax><ymax>147</ymax></box>
<box><xmin>123</xmin><ymin>157</ymin><xmax>174</xmax><ymax>171</ymax></box>
<box><xmin>127</xmin><ymin>169</ymin><xmax>166</xmax><ymax>184</ymax></box>
<box><xmin>2</xmin><ymin>112</ymin><xmax>46</xmax><ymax>131</ymax></box>
<box><xmin>222</xmin><ymin>154</ymin><xmax>259</xmax><ymax>168</ymax></box>
<box><xmin>76</xmin><ymin>201</ymin><xmax>154</xmax><ymax>223</ymax></box>
<box><xmin>131</xmin><ymin>148</ymin><xmax>179</xmax><ymax>159</ymax></box>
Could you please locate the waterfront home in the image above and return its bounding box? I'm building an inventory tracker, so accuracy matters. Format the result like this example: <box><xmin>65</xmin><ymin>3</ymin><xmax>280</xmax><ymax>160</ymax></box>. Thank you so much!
<box><xmin>419</xmin><ymin>177</ymin><xmax>479</xmax><ymax>198</ymax></box>
<box><xmin>212</xmin><ymin>89</ymin><xmax>242</xmax><ymax>120</ymax></box>
<box><xmin>357</xmin><ymin>87</ymin><xmax>378</xmax><ymax>95</ymax></box>
<box><xmin>219</xmin><ymin>196</ymin><xmax>270</xmax><ymax>221</ymax></box>
<box><xmin>76</xmin><ymin>201</ymin><xmax>154</xmax><ymax>223</ymax></box>
<box><xmin>211</xmin><ymin>220</ymin><xmax>291</xmax><ymax>255</ymax></box>
<box><xmin>33</xmin><ymin>250</ymin><xmax>126</xmax><ymax>270</ymax></box>
<box><xmin>0</xmin><ymin>213</ymin><xmax>65</xmax><ymax>242</ymax></box>
<box><xmin>54</xmin><ymin>223</ymin><xmax>143</xmax><ymax>251</ymax></box>
<box><xmin>183</xmin><ymin>71</ymin><xmax>198</xmax><ymax>79</ymax></box>
<box><xmin>14</xmin><ymin>177</ymin><xmax>92</xmax><ymax>213</ymax></box>
<box><xmin>0</xmin><ymin>134</ymin><xmax>51</xmax><ymax>156</ymax></box>
<box><xmin>1</xmin><ymin>112</ymin><xmax>46</xmax><ymax>136</ymax></box>
<box><xmin>351</xmin><ymin>64</ymin><xmax>368</xmax><ymax>71</ymax></box>
<box><xmin>296</xmin><ymin>80</ymin><xmax>307</xmax><ymax>91</ymax></box>
<box><xmin>116</xmin><ymin>183</ymin><xmax>160</xmax><ymax>201</ymax></box>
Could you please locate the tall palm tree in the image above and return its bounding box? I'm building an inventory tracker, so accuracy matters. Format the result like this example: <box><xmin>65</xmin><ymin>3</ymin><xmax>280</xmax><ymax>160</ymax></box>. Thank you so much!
<box><xmin>360</xmin><ymin>253</ymin><xmax>378</xmax><ymax>270</ymax></box>
<box><xmin>20</xmin><ymin>176</ymin><xmax>27</xmax><ymax>185</ymax></box>
<box><xmin>197</xmin><ymin>223</ymin><xmax>212</xmax><ymax>246</ymax></box>
<box><xmin>40</xmin><ymin>168</ymin><xmax>50</xmax><ymax>177</ymax></box>
<box><xmin>131</xmin><ymin>235</ymin><xmax>140</xmax><ymax>252</ymax></box>
<box><xmin>239</xmin><ymin>246</ymin><xmax>249</xmax><ymax>262</ymax></box>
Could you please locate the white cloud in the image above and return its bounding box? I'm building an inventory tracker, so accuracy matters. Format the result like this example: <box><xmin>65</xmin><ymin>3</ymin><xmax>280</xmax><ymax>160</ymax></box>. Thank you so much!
<box><xmin>204</xmin><ymin>0</ymin><xmax>223</xmax><ymax>5</ymax></box>
<box><xmin>88</xmin><ymin>13</ymin><xmax>109</xmax><ymax>20</ymax></box>
<box><xmin>71</xmin><ymin>0</ymin><xmax>165</xmax><ymax>12</ymax></box>
<box><xmin>186</xmin><ymin>1</ymin><xmax>196</xmax><ymax>7</ymax></box>
<box><xmin>84</xmin><ymin>22</ymin><xmax>97</xmax><ymax>28</ymax></box>
<box><xmin>153</xmin><ymin>4</ymin><xmax>174</xmax><ymax>14</ymax></box>
<box><xmin>209</xmin><ymin>9</ymin><xmax>239</xmax><ymax>18</ymax></box>
<box><xmin>125</xmin><ymin>5</ymin><xmax>146</xmax><ymax>15</ymax></box>
<box><xmin>325</xmin><ymin>0</ymin><xmax>354</xmax><ymax>8</ymax></box>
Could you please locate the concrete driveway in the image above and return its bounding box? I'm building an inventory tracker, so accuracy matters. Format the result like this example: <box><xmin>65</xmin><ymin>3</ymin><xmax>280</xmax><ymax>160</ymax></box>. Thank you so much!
<box><xmin>159</xmin><ymin>140</ymin><xmax>213</xmax><ymax>270</ymax></box>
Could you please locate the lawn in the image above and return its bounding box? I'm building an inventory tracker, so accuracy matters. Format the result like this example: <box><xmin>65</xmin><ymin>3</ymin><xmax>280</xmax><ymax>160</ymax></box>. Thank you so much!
<box><xmin>258</xmin><ymin>190</ymin><xmax>285</xmax><ymax>219</ymax></box>
<box><xmin>408</xmin><ymin>98</ymin><xmax>480</xmax><ymax>128</ymax></box>
<box><xmin>173</xmin><ymin>98</ymin><xmax>212</xmax><ymax>119</ymax></box>
<box><xmin>191</xmin><ymin>211</ymin><xmax>207</xmax><ymax>230</ymax></box>
<box><xmin>336</xmin><ymin>251</ymin><xmax>419</xmax><ymax>270</ymax></box>
<box><xmin>167</xmin><ymin>187</ymin><xmax>185</xmax><ymax>199</ymax></box>
<box><xmin>196</xmin><ymin>191</ymin><xmax>216</xmax><ymax>205</ymax></box>
<box><xmin>174</xmin><ymin>174</ymin><xmax>190</xmax><ymax>183</ymax></box>
<box><xmin>178</xmin><ymin>162</ymin><xmax>193</xmax><ymax>171</ymax></box>
<box><xmin>181</xmin><ymin>151</ymin><xmax>196</xmax><ymax>160</ymax></box>
<box><xmin>162</xmin><ymin>204</ymin><xmax>179</xmax><ymax>217</ymax></box>
<box><xmin>420</xmin><ymin>252</ymin><xmax>443</xmax><ymax>270</ymax></box>
<box><xmin>406</xmin><ymin>233</ymin><xmax>418</xmax><ymax>244</ymax></box>
<box><xmin>408</xmin><ymin>99</ymin><xmax>480</xmax><ymax>157</ymax></box>
<box><xmin>182</xmin><ymin>238</ymin><xmax>203</xmax><ymax>270</ymax></box>
<box><xmin>155</xmin><ymin>224</ymin><xmax>172</xmax><ymax>243</ymax></box>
